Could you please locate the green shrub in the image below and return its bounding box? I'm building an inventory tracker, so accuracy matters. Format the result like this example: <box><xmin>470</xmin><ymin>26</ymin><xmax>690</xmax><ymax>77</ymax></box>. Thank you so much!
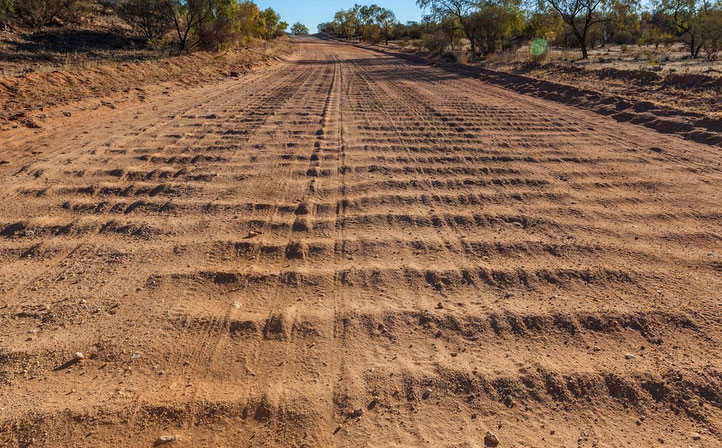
<box><xmin>612</xmin><ymin>30</ymin><xmax>635</xmax><ymax>45</ymax></box>
<box><xmin>700</xmin><ymin>9</ymin><xmax>722</xmax><ymax>61</ymax></box>
<box><xmin>422</xmin><ymin>31</ymin><xmax>447</xmax><ymax>56</ymax></box>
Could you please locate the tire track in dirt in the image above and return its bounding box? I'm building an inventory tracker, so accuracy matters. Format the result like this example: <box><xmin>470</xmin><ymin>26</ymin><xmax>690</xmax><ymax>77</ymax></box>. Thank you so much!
<box><xmin>1</xmin><ymin>37</ymin><xmax>721</xmax><ymax>447</ymax></box>
<box><xmin>0</xmin><ymin>60</ymin><xmax>309</xmax><ymax>306</ymax></box>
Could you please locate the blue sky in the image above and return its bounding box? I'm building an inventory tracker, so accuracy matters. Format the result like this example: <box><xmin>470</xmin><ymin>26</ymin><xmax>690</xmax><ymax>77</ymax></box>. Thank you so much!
<box><xmin>255</xmin><ymin>0</ymin><xmax>426</xmax><ymax>33</ymax></box>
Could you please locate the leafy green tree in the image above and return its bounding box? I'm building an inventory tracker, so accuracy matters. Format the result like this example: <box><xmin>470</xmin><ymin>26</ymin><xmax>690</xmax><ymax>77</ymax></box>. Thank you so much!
<box><xmin>417</xmin><ymin>0</ymin><xmax>483</xmax><ymax>55</ymax></box>
<box><xmin>524</xmin><ymin>8</ymin><xmax>565</xmax><ymax>40</ymax></box>
<box><xmin>466</xmin><ymin>1</ymin><xmax>524</xmax><ymax>55</ymax></box>
<box><xmin>236</xmin><ymin>0</ymin><xmax>260</xmax><ymax>41</ymax></box>
<box><xmin>660</xmin><ymin>0</ymin><xmax>712</xmax><ymax>57</ymax></box>
<box><xmin>195</xmin><ymin>0</ymin><xmax>255</xmax><ymax>50</ymax></box>
<box><xmin>699</xmin><ymin>6</ymin><xmax>722</xmax><ymax>59</ymax></box>
<box><xmin>0</xmin><ymin>0</ymin><xmax>14</xmax><ymax>26</ymax></box>
<box><xmin>291</xmin><ymin>22</ymin><xmax>309</xmax><ymax>35</ymax></box>
<box><xmin>541</xmin><ymin>0</ymin><xmax>611</xmax><ymax>58</ymax></box>
<box><xmin>423</xmin><ymin>30</ymin><xmax>448</xmax><ymax>54</ymax></box>
<box><xmin>374</xmin><ymin>6</ymin><xmax>396</xmax><ymax>44</ymax></box>
<box><xmin>640</xmin><ymin>9</ymin><xmax>675</xmax><ymax>48</ymax></box>
<box><xmin>439</xmin><ymin>15</ymin><xmax>465</xmax><ymax>50</ymax></box>
<box><xmin>258</xmin><ymin>7</ymin><xmax>287</xmax><ymax>39</ymax></box>
<box><xmin>317</xmin><ymin>21</ymin><xmax>335</xmax><ymax>33</ymax></box>
<box><xmin>10</xmin><ymin>0</ymin><xmax>89</xmax><ymax>28</ymax></box>
<box><xmin>357</xmin><ymin>4</ymin><xmax>376</xmax><ymax>40</ymax></box>
<box><xmin>162</xmin><ymin>0</ymin><xmax>216</xmax><ymax>52</ymax></box>
<box><xmin>333</xmin><ymin>8</ymin><xmax>359</xmax><ymax>38</ymax></box>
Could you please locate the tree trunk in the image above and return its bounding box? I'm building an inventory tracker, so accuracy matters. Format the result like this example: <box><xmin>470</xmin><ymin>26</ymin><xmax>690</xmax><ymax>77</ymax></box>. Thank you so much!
<box><xmin>572</xmin><ymin>27</ymin><xmax>588</xmax><ymax>59</ymax></box>
<box><xmin>690</xmin><ymin>35</ymin><xmax>696</xmax><ymax>57</ymax></box>
<box><xmin>694</xmin><ymin>42</ymin><xmax>703</xmax><ymax>58</ymax></box>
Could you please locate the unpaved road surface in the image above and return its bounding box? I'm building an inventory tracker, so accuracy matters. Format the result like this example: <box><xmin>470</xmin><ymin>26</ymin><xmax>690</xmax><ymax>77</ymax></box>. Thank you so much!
<box><xmin>1</xmin><ymin>37</ymin><xmax>721</xmax><ymax>447</ymax></box>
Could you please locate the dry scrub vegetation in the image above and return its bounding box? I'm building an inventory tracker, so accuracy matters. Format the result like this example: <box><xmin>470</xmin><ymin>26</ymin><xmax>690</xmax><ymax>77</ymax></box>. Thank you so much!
<box><xmin>0</xmin><ymin>0</ymin><xmax>288</xmax><ymax>56</ymax></box>
<box><xmin>0</xmin><ymin>0</ymin><xmax>293</xmax><ymax>127</ymax></box>
<box><xmin>319</xmin><ymin>0</ymin><xmax>722</xmax><ymax>121</ymax></box>
<box><xmin>320</xmin><ymin>0</ymin><xmax>722</xmax><ymax>63</ymax></box>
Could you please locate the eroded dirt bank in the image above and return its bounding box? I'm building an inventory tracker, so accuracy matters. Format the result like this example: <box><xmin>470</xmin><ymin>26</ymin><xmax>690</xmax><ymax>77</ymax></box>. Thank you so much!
<box><xmin>0</xmin><ymin>38</ymin><xmax>292</xmax><ymax>131</ymax></box>
<box><xmin>0</xmin><ymin>37</ymin><xmax>721</xmax><ymax>447</ymax></box>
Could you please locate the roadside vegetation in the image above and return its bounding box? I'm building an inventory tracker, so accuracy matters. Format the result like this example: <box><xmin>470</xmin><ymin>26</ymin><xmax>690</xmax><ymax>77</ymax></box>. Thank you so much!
<box><xmin>0</xmin><ymin>0</ymin><xmax>292</xmax><ymax>124</ymax></box>
<box><xmin>291</xmin><ymin>22</ymin><xmax>309</xmax><ymax>35</ymax></box>
<box><xmin>0</xmin><ymin>0</ymin><xmax>288</xmax><ymax>66</ymax></box>
<box><xmin>318</xmin><ymin>0</ymin><xmax>722</xmax><ymax>62</ymax></box>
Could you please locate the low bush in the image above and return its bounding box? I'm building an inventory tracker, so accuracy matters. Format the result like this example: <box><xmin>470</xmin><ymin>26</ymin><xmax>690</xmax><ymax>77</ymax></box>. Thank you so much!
<box><xmin>422</xmin><ymin>31</ymin><xmax>447</xmax><ymax>56</ymax></box>
<box><xmin>700</xmin><ymin>9</ymin><xmax>722</xmax><ymax>61</ymax></box>
<box><xmin>612</xmin><ymin>30</ymin><xmax>636</xmax><ymax>45</ymax></box>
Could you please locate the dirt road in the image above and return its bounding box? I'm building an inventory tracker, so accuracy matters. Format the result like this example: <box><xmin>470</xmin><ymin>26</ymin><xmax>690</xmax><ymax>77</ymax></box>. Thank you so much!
<box><xmin>1</xmin><ymin>37</ymin><xmax>721</xmax><ymax>447</ymax></box>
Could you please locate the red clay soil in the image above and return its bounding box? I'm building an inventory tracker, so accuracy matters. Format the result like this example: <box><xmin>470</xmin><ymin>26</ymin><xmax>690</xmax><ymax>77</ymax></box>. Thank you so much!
<box><xmin>0</xmin><ymin>37</ymin><xmax>721</xmax><ymax>447</ymax></box>
<box><xmin>0</xmin><ymin>38</ymin><xmax>292</xmax><ymax>130</ymax></box>
<box><xmin>364</xmin><ymin>40</ymin><xmax>722</xmax><ymax>147</ymax></box>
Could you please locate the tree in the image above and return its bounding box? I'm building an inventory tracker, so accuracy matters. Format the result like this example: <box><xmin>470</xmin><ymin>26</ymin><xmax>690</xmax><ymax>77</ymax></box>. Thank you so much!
<box><xmin>162</xmin><ymin>0</ymin><xmax>217</xmax><ymax>52</ymax></box>
<box><xmin>357</xmin><ymin>4</ymin><xmax>376</xmax><ymax>40</ymax></box>
<box><xmin>195</xmin><ymin>0</ymin><xmax>254</xmax><ymax>50</ymax></box>
<box><xmin>660</xmin><ymin>0</ymin><xmax>711</xmax><ymax>57</ymax></box>
<box><xmin>467</xmin><ymin>1</ymin><xmax>523</xmax><ymax>56</ymax></box>
<box><xmin>291</xmin><ymin>21</ymin><xmax>309</xmax><ymax>35</ymax></box>
<box><xmin>597</xmin><ymin>0</ymin><xmax>640</xmax><ymax>46</ymax></box>
<box><xmin>439</xmin><ymin>16</ymin><xmax>464</xmax><ymax>50</ymax></box>
<box><xmin>417</xmin><ymin>0</ymin><xmax>483</xmax><ymax>55</ymax></box>
<box><xmin>374</xmin><ymin>6</ymin><xmax>396</xmax><ymax>44</ymax></box>
<box><xmin>118</xmin><ymin>0</ymin><xmax>173</xmax><ymax>40</ymax></box>
<box><xmin>640</xmin><ymin>8</ymin><xmax>675</xmax><ymax>48</ymax></box>
<box><xmin>0</xmin><ymin>0</ymin><xmax>13</xmax><ymax>27</ymax></box>
<box><xmin>423</xmin><ymin>30</ymin><xmax>448</xmax><ymax>54</ymax></box>
<box><xmin>699</xmin><ymin>6</ymin><xmax>722</xmax><ymax>60</ymax></box>
<box><xmin>524</xmin><ymin>8</ymin><xmax>565</xmax><ymax>40</ymax></box>
<box><xmin>257</xmin><ymin>7</ymin><xmax>287</xmax><ymax>39</ymax></box>
<box><xmin>542</xmin><ymin>0</ymin><xmax>610</xmax><ymax>58</ymax></box>
<box><xmin>10</xmin><ymin>0</ymin><xmax>89</xmax><ymax>28</ymax></box>
<box><xmin>317</xmin><ymin>21</ymin><xmax>335</xmax><ymax>34</ymax></box>
<box><xmin>236</xmin><ymin>0</ymin><xmax>261</xmax><ymax>42</ymax></box>
<box><xmin>333</xmin><ymin>8</ymin><xmax>359</xmax><ymax>38</ymax></box>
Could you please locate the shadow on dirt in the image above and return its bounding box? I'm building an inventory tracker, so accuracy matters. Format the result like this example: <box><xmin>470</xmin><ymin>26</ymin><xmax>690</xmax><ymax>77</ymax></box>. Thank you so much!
<box><xmin>0</xmin><ymin>28</ymin><xmax>159</xmax><ymax>68</ymax></box>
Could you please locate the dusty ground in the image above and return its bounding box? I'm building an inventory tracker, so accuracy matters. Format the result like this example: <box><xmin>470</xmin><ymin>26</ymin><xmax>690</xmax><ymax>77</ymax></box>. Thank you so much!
<box><xmin>497</xmin><ymin>43</ymin><xmax>722</xmax><ymax>75</ymax></box>
<box><xmin>0</xmin><ymin>37</ymin><xmax>291</xmax><ymax>129</ymax></box>
<box><xmin>387</xmin><ymin>40</ymin><xmax>722</xmax><ymax>120</ymax></box>
<box><xmin>477</xmin><ymin>58</ymin><xmax>722</xmax><ymax>119</ymax></box>
<box><xmin>1</xmin><ymin>36</ymin><xmax>721</xmax><ymax>447</ymax></box>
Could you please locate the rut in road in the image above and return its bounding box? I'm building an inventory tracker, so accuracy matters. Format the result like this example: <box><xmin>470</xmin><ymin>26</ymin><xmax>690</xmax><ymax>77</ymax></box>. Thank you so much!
<box><xmin>1</xmin><ymin>37</ymin><xmax>721</xmax><ymax>447</ymax></box>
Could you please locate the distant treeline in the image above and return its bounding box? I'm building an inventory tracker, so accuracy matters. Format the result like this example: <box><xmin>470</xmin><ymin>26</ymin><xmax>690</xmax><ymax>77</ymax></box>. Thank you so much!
<box><xmin>0</xmin><ymin>0</ymin><xmax>289</xmax><ymax>52</ymax></box>
<box><xmin>318</xmin><ymin>0</ymin><xmax>722</xmax><ymax>60</ymax></box>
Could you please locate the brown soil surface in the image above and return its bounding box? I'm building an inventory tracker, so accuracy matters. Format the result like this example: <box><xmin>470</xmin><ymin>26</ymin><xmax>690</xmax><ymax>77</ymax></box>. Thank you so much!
<box><xmin>366</xmin><ymin>41</ymin><xmax>721</xmax><ymax>147</ymax></box>
<box><xmin>479</xmin><ymin>59</ymin><xmax>722</xmax><ymax>119</ymax></box>
<box><xmin>1</xmin><ymin>36</ymin><xmax>722</xmax><ymax>447</ymax></box>
<box><xmin>0</xmin><ymin>38</ymin><xmax>292</xmax><ymax>130</ymax></box>
<box><xmin>384</xmin><ymin>40</ymin><xmax>722</xmax><ymax>122</ymax></box>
